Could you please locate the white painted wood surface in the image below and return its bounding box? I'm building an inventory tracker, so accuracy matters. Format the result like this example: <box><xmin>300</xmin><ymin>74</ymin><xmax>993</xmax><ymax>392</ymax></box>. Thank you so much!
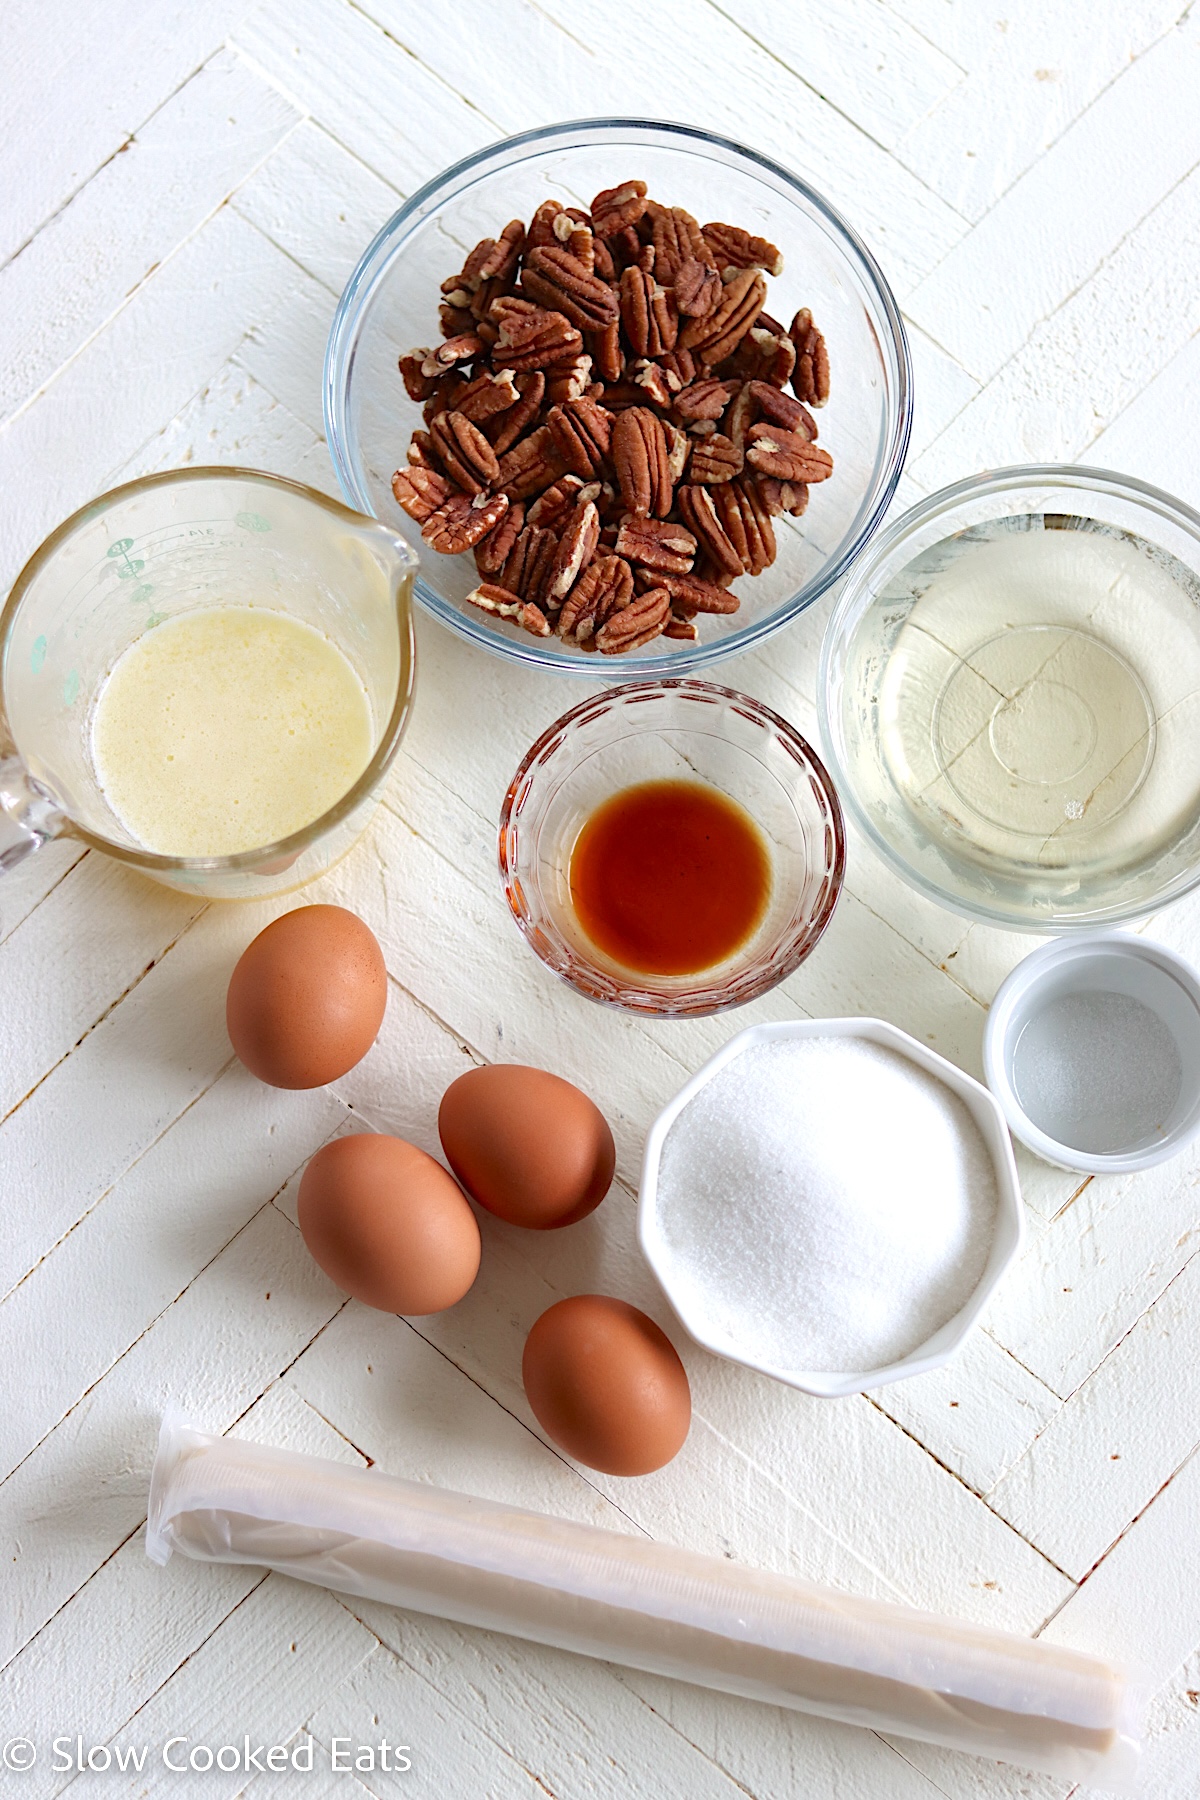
<box><xmin>2</xmin><ymin>4</ymin><xmax>1199</xmax><ymax>1794</ymax></box>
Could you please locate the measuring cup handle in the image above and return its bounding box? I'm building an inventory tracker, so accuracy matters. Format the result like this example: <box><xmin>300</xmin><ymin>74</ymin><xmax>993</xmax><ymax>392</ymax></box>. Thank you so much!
<box><xmin>0</xmin><ymin>756</ymin><xmax>67</xmax><ymax>872</ymax></box>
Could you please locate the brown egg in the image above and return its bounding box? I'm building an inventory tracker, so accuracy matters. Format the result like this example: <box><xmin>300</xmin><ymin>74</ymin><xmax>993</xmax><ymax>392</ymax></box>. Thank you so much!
<box><xmin>522</xmin><ymin>1295</ymin><xmax>691</xmax><ymax>1476</ymax></box>
<box><xmin>297</xmin><ymin>1134</ymin><xmax>481</xmax><ymax>1315</ymax></box>
<box><xmin>438</xmin><ymin>1064</ymin><xmax>615</xmax><ymax>1229</ymax></box>
<box><xmin>227</xmin><ymin>905</ymin><xmax>386</xmax><ymax>1088</ymax></box>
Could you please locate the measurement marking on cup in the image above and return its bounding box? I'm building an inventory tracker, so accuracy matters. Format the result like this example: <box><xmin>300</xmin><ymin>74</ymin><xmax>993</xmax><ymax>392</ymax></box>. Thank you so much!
<box><xmin>106</xmin><ymin>537</ymin><xmax>145</xmax><ymax>580</ymax></box>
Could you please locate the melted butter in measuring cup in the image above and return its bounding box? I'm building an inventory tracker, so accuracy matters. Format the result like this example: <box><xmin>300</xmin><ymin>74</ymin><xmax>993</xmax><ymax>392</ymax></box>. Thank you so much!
<box><xmin>91</xmin><ymin>606</ymin><xmax>374</xmax><ymax>857</ymax></box>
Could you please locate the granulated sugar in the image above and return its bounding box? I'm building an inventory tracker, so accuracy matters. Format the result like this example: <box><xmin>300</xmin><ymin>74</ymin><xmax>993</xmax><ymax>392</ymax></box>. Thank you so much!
<box><xmin>654</xmin><ymin>1036</ymin><xmax>999</xmax><ymax>1375</ymax></box>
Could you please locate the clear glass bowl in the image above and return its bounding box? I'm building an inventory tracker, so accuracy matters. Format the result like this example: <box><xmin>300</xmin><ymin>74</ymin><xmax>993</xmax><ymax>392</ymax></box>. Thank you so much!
<box><xmin>498</xmin><ymin>680</ymin><xmax>845</xmax><ymax>1015</ymax></box>
<box><xmin>325</xmin><ymin>117</ymin><xmax>911</xmax><ymax>678</ymax></box>
<box><xmin>819</xmin><ymin>464</ymin><xmax>1200</xmax><ymax>930</ymax></box>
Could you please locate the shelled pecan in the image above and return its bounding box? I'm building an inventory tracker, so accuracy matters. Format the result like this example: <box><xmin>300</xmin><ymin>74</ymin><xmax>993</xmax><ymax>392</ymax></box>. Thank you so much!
<box><xmin>393</xmin><ymin>177</ymin><xmax>836</xmax><ymax>652</ymax></box>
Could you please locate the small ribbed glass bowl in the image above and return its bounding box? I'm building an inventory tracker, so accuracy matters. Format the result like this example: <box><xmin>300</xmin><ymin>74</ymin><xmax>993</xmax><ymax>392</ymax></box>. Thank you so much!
<box><xmin>498</xmin><ymin>680</ymin><xmax>845</xmax><ymax>1016</ymax></box>
<box><xmin>325</xmin><ymin>117</ymin><xmax>911</xmax><ymax>677</ymax></box>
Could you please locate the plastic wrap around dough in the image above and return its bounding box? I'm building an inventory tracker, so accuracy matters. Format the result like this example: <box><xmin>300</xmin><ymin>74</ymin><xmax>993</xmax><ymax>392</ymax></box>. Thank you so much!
<box><xmin>147</xmin><ymin>1418</ymin><xmax>1143</xmax><ymax>1786</ymax></box>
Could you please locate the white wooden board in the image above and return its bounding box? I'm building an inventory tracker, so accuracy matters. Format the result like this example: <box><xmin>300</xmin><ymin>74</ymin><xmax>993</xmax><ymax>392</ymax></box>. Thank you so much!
<box><xmin>2</xmin><ymin>4</ymin><xmax>1199</xmax><ymax>1796</ymax></box>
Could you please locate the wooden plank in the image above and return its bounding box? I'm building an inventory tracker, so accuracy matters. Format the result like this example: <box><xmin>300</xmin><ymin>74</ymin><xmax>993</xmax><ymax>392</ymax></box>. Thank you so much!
<box><xmin>987</xmin><ymin>1251</ymin><xmax>1200</xmax><ymax>1578</ymax></box>
<box><xmin>0</xmin><ymin>841</ymin><xmax>88</xmax><ymax>950</ymax></box>
<box><xmin>307</xmin><ymin>1644</ymin><xmax>542</xmax><ymax>1799</ymax></box>
<box><xmin>0</xmin><ymin>51</ymin><xmax>299</xmax><ymax>427</ymax></box>
<box><xmin>0</xmin><ymin>0</ymin><xmax>246</xmax><ymax>267</ymax></box>
<box><xmin>904</xmin><ymin>10</ymin><xmax>1200</xmax><ymax>381</ymax></box>
<box><xmin>1040</xmin><ymin>1445</ymin><xmax>1200</xmax><ymax>1687</ymax></box>
<box><xmin>889</xmin><ymin>0</ymin><xmax>1183</xmax><ymax>218</ymax></box>
<box><xmin>0</xmin><ymin>897</ymin><xmax>286</xmax><ymax>1302</ymax></box>
<box><xmin>872</xmin><ymin>1331</ymin><xmax>1062</xmax><ymax>1497</ymax></box>
<box><xmin>708</xmin><ymin>0</ymin><xmax>965</xmax><ymax>148</ymax></box>
<box><xmin>984</xmin><ymin>1143</ymin><xmax>1200</xmax><ymax>1401</ymax></box>
<box><xmin>98</xmin><ymin>1577</ymin><xmax>376</xmax><ymax>1799</ymax></box>
<box><xmin>0</xmin><ymin>1063</ymin><xmax>343</xmax><ymax>1484</ymax></box>
<box><xmin>0</xmin><ymin>1206</ymin><xmax>344</xmax><ymax>1671</ymax></box>
<box><xmin>0</xmin><ymin>206</ymin><xmax>298</xmax><ymax>592</ymax></box>
<box><xmin>0</xmin><ymin>857</ymin><xmax>201</xmax><ymax>1128</ymax></box>
<box><xmin>231</xmin><ymin>0</ymin><xmax>498</xmax><ymax>196</ymax></box>
<box><xmin>907</xmin><ymin>159</ymin><xmax>1200</xmax><ymax>492</ymax></box>
<box><xmin>107</xmin><ymin>360</ymin><xmax>340</xmax><ymax>499</ymax></box>
<box><xmin>1087</xmin><ymin>327</ymin><xmax>1200</xmax><ymax>512</ymax></box>
<box><xmin>231</xmin><ymin>118</ymin><xmax>402</xmax><ymax>295</ymax></box>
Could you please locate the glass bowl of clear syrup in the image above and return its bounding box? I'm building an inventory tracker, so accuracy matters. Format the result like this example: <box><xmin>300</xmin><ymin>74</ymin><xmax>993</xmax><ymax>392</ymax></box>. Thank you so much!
<box><xmin>819</xmin><ymin>465</ymin><xmax>1200</xmax><ymax>929</ymax></box>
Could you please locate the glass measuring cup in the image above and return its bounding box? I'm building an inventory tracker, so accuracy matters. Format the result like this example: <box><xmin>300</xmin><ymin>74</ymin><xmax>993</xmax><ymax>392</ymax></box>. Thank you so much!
<box><xmin>0</xmin><ymin>468</ymin><xmax>416</xmax><ymax>899</ymax></box>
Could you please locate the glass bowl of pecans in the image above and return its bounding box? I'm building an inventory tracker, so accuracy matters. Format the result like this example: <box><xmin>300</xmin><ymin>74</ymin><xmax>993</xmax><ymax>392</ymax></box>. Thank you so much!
<box><xmin>325</xmin><ymin>118</ymin><xmax>912</xmax><ymax>676</ymax></box>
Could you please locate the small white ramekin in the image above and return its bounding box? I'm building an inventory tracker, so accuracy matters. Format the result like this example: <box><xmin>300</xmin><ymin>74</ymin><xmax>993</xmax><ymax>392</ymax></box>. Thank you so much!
<box><xmin>983</xmin><ymin>932</ymin><xmax>1200</xmax><ymax>1174</ymax></box>
<box><xmin>638</xmin><ymin>1018</ymin><xmax>1024</xmax><ymax>1400</ymax></box>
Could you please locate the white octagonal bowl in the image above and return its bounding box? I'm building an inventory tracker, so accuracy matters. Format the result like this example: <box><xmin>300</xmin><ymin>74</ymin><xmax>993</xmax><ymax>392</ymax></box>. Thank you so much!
<box><xmin>638</xmin><ymin>1017</ymin><xmax>1024</xmax><ymax>1398</ymax></box>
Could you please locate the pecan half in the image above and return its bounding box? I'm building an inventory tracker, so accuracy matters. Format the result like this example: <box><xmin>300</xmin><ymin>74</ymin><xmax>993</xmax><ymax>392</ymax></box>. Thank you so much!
<box><xmin>614</xmin><ymin>516</ymin><xmax>697</xmax><ymax>574</ymax></box>
<box><xmin>643</xmin><ymin>568</ymin><xmax>741</xmax><ymax>614</ymax></box>
<box><xmin>439</xmin><ymin>301</ymin><xmax>475</xmax><ymax>338</ymax></box>
<box><xmin>648</xmin><ymin>204</ymin><xmax>712</xmax><ymax>281</ymax></box>
<box><xmin>747</xmin><ymin>381</ymin><xmax>817</xmax><ymax>438</ymax></box>
<box><xmin>454</xmin><ymin>368</ymin><xmax>519</xmax><ymax>426</ymax></box>
<box><xmin>721</xmin><ymin>326</ymin><xmax>796</xmax><ymax>388</ymax></box>
<box><xmin>618</xmin><ymin>266</ymin><xmax>678</xmax><ymax>358</ymax></box>
<box><xmin>674</xmin><ymin>376</ymin><xmax>737</xmax><ymax>424</ymax></box>
<box><xmin>546</xmin><ymin>398</ymin><xmax>613</xmax><ymax>476</ymax></box>
<box><xmin>399</xmin><ymin>351</ymin><xmax>438</xmax><ymax>401</ymax></box>
<box><xmin>526</xmin><ymin>474</ymin><xmax>586</xmax><ymax>532</ymax></box>
<box><xmin>611</xmin><ymin>406</ymin><xmax>672</xmax><ymax>518</ymax></box>
<box><xmin>591</xmin><ymin>180</ymin><xmax>648</xmax><ymax>238</ymax></box>
<box><xmin>486</xmin><ymin>371</ymin><xmax>545</xmax><ymax>453</ymax></box>
<box><xmin>496</xmin><ymin>425</ymin><xmax>568</xmax><ymax>500</ymax></box>
<box><xmin>422</xmin><ymin>490</ymin><xmax>509</xmax><ymax>554</ymax></box>
<box><xmin>589</xmin><ymin>320</ymin><xmax>624</xmax><ymax>384</ymax></box>
<box><xmin>501</xmin><ymin>523</ymin><xmax>559</xmax><ymax>609</ymax></box>
<box><xmin>548</xmin><ymin>499</ymin><xmax>601</xmax><ymax>600</ymax></box>
<box><xmin>421</xmin><ymin>332</ymin><xmax>483</xmax><ymax>376</ymax></box>
<box><xmin>391</xmin><ymin>465</ymin><xmax>450</xmax><ymax>522</ymax></box>
<box><xmin>465</xmin><ymin>218</ymin><xmax>525</xmax><ymax>285</ymax></box>
<box><xmin>790</xmin><ymin>308</ymin><xmax>830</xmax><ymax>407</ymax></box>
<box><xmin>527</xmin><ymin>199</ymin><xmax>567</xmax><ymax>252</ymax></box>
<box><xmin>473</xmin><ymin>500</ymin><xmax>525</xmax><ymax>574</ymax></box>
<box><xmin>595</xmin><ymin>585</ymin><xmax>670</xmax><ymax>654</ymax></box>
<box><xmin>713</xmin><ymin>478</ymin><xmax>776</xmax><ymax>575</ymax></box>
<box><xmin>678</xmin><ymin>269</ymin><xmax>767</xmax><ymax>366</ymax></box>
<box><xmin>664</xmin><ymin>616</ymin><xmax>699</xmax><ymax>640</ymax></box>
<box><xmin>553</xmin><ymin>210</ymin><xmax>595</xmax><ymax>272</ymax></box>
<box><xmin>676</xmin><ymin>483</ymin><xmax>744</xmax><ymax>580</ymax></box>
<box><xmin>745</xmin><ymin>423</ymin><xmax>833</xmax><ymax>483</ymax></box>
<box><xmin>522</xmin><ymin>245</ymin><xmax>620</xmax><ymax>331</ymax></box>
<box><xmin>558</xmin><ymin>554</ymin><xmax>633</xmax><ymax>643</ymax></box>
<box><xmin>544</xmin><ymin>355</ymin><xmax>595</xmax><ymax>406</ymax></box>
<box><xmin>632</xmin><ymin>361</ymin><xmax>676</xmax><ymax>408</ymax></box>
<box><xmin>673</xmin><ymin>257</ymin><xmax>722</xmax><ymax>318</ymax></box>
<box><xmin>755</xmin><ymin>477</ymin><xmax>809</xmax><ymax>518</ymax></box>
<box><xmin>465</xmin><ymin>580</ymin><xmax>523</xmax><ymax>618</ymax></box>
<box><xmin>688</xmin><ymin>432</ymin><xmax>742</xmax><ymax>484</ymax></box>
<box><xmin>491</xmin><ymin>302</ymin><xmax>584</xmax><ymax>372</ymax></box>
<box><xmin>702</xmin><ymin>222</ymin><xmax>783</xmax><ymax>277</ymax></box>
<box><xmin>406</xmin><ymin>430</ymin><xmax>440</xmax><ymax>469</ymax></box>
<box><xmin>429</xmin><ymin>410</ymin><xmax>501</xmax><ymax>493</ymax></box>
<box><xmin>519</xmin><ymin>601</ymin><xmax>553</xmax><ymax>637</ymax></box>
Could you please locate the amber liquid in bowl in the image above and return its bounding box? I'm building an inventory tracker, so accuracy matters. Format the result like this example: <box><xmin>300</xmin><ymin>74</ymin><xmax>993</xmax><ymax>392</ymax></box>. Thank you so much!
<box><xmin>569</xmin><ymin>779</ymin><xmax>771</xmax><ymax>976</ymax></box>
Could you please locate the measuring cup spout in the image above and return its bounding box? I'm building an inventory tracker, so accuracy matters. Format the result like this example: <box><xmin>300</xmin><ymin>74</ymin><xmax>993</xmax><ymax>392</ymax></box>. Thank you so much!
<box><xmin>0</xmin><ymin>757</ymin><xmax>67</xmax><ymax>872</ymax></box>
